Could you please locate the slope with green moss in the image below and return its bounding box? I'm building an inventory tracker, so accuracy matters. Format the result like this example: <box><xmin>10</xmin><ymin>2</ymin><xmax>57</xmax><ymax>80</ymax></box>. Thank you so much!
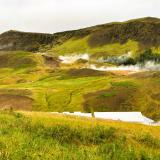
<box><xmin>52</xmin><ymin>17</ymin><xmax>160</xmax><ymax>56</ymax></box>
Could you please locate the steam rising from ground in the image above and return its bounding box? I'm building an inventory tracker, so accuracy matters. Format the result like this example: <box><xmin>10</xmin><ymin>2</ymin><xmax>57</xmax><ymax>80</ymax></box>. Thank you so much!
<box><xmin>97</xmin><ymin>52</ymin><xmax>132</xmax><ymax>64</ymax></box>
<box><xmin>59</xmin><ymin>54</ymin><xmax>89</xmax><ymax>64</ymax></box>
<box><xmin>89</xmin><ymin>61</ymin><xmax>160</xmax><ymax>72</ymax></box>
<box><xmin>59</xmin><ymin>54</ymin><xmax>160</xmax><ymax>72</ymax></box>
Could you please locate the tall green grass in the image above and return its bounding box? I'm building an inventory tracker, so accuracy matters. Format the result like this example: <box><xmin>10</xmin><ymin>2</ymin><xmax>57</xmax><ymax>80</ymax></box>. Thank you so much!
<box><xmin>0</xmin><ymin>111</ymin><xmax>160</xmax><ymax>160</ymax></box>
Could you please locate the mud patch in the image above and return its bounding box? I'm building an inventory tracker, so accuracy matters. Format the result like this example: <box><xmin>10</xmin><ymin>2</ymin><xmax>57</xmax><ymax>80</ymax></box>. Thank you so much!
<box><xmin>83</xmin><ymin>85</ymin><xmax>137</xmax><ymax>112</ymax></box>
<box><xmin>42</xmin><ymin>55</ymin><xmax>60</xmax><ymax>68</ymax></box>
<box><xmin>66</xmin><ymin>68</ymin><xmax>109</xmax><ymax>78</ymax></box>
<box><xmin>129</xmin><ymin>71</ymin><xmax>160</xmax><ymax>79</ymax></box>
<box><xmin>0</xmin><ymin>94</ymin><xmax>33</xmax><ymax>110</ymax></box>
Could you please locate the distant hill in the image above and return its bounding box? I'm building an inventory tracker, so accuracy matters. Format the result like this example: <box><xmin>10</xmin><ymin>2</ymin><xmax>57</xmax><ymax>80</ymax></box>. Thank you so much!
<box><xmin>0</xmin><ymin>30</ymin><xmax>54</xmax><ymax>51</ymax></box>
<box><xmin>0</xmin><ymin>17</ymin><xmax>160</xmax><ymax>54</ymax></box>
<box><xmin>53</xmin><ymin>17</ymin><xmax>160</xmax><ymax>46</ymax></box>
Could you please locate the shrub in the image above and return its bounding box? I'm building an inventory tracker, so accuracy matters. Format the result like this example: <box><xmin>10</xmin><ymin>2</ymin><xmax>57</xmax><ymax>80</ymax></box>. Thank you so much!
<box><xmin>136</xmin><ymin>49</ymin><xmax>160</xmax><ymax>63</ymax></box>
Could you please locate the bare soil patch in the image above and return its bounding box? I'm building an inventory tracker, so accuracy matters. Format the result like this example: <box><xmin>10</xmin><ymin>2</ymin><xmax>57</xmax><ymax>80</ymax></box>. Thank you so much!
<box><xmin>84</xmin><ymin>86</ymin><xmax>136</xmax><ymax>112</ymax></box>
<box><xmin>0</xmin><ymin>94</ymin><xmax>33</xmax><ymax>110</ymax></box>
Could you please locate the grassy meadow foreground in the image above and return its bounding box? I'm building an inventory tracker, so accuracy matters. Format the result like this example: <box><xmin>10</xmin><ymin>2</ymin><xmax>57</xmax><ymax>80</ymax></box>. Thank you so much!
<box><xmin>0</xmin><ymin>110</ymin><xmax>160</xmax><ymax>160</ymax></box>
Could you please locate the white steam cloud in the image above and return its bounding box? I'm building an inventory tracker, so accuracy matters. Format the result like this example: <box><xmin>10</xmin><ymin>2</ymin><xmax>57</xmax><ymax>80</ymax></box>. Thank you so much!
<box><xmin>59</xmin><ymin>54</ymin><xmax>160</xmax><ymax>73</ymax></box>
<box><xmin>89</xmin><ymin>61</ymin><xmax>160</xmax><ymax>72</ymax></box>
<box><xmin>59</xmin><ymin>54</ymin><xmax>89</xmax><ymax>64</ymax></box>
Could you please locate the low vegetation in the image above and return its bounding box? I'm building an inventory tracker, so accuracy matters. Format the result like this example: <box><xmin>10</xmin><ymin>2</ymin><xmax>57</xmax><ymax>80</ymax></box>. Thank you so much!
<box><xmin>0</xmin><ymin>111</ymin><xmax>160</xmax><ymax>160</ymax></box>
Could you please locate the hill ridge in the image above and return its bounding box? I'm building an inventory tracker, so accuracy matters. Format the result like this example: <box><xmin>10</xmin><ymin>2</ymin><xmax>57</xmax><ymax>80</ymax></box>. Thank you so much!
<box><xmin>0</xmin><ymin>17</ymin><xmax>160</xmax><ymax>52</ymax></box>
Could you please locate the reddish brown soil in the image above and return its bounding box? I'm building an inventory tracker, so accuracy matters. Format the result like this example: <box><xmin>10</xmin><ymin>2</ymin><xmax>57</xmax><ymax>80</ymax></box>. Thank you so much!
<box><xmin>0</xmin><ymin>94</ymin><xmax>33</xmax><ymax>110</ymax></box>
<box><xmin>67</xmin><ymin>68</ymin><xmax>110</xmax><ymax>77</ymax></box>
<box><xmin>110</xmin><ymin>70</ymin><xmax>137</xmax><ymax>76</ymax></box>
<box><xmin>42</xmin><ymin>55</ymin><xmax>60</xmax><ymax>68</ymax></box>
<box><xmin>84</xmin><ymin>86</ymin><xmax>136</xmax><ymax>112</ymax></box>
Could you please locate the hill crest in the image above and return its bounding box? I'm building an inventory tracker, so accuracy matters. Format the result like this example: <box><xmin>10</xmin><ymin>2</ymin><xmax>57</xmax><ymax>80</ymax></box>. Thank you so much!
<box><xmin>0</xmin><ymin>17</ymin><xmax>160</xmax><ymax>52</ymax></box>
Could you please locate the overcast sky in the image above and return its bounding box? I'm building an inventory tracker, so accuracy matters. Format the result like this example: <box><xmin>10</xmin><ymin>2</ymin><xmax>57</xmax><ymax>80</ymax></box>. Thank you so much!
<box><xmin>0</xmin><ymin>0</ymin><xmax>159</xmax><ymax>34</ymax></box>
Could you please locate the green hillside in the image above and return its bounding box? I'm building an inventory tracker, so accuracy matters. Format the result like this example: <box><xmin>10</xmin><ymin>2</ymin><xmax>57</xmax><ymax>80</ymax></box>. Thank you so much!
<box><xmin>0</xmin><ymin>17</ymin><xmax>160</xmax><ymax>56</ymax></box>
<box><xmin>52</xmin><ymin>17</ymin><xmax>160</xmax><ymax>58</ymax></box>
<box><xmin>0</xmin><ymin>51</ymin><xmax>159</xmax><ymax>120</ymax></box>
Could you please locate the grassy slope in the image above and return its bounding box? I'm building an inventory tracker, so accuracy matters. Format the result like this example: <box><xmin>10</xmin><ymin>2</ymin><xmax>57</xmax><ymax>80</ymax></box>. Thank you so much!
<box><xmin>0</xmin><ymin>51</ymin><xmax>49</xmax><ymax>84</ymax></box>
<box><xmin>0</xmin><ymin>51</ymin><xmax>159</xmax><ymax>120</ymax></box>
<box><xmin>0</xmin><ymin>111</ymin><xmax>160</xmax><ymax>160</ymax></box>
<box><xmin>52</xmin><ymin>37</ymin><xmax>140</xmax><ymax>57</ymax></box>
<box><xmin>2</xmin><ymin>69</ymin><xmax>160</xmax><ymax>120</ymax></box>
<box><xmin>51</xmin><ymin>36</ymin><xmax>160</xmax><ymax>59</ymax></box>
<box><xmin>51</xmin><ymin>17</ymin><xmax>160</xmax><ymax>57</ymax></box>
